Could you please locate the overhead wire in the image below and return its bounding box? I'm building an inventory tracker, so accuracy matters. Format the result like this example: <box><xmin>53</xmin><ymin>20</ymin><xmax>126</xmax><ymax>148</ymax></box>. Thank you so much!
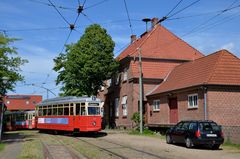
<box><xmin>182</xmin><ymin>0</ymin><xmax>240</xmax><ymax>37</ymax></box>
<box><xmin>167</xmin><ymin>0</ymin><xmax>201</xmax><ymax>18</ymax></box>
<box><xmin>84</xmin><ymin>0</ymin><xmax>108</xmax><ymax>10</ymax></box>
<box><xmin>123</xmin><ymin>0</ymin><xmax>133</xmax><ymax>35</ymax></box>
<box><xmin>27</xmin><ymin>0</ymin><xmax>75</xmax><ymax>11</ymax></box>
<box><xmin>165</xmin><ymin>0</ymin><xmax>184</xmax><ymax>17</ymax></box>
<box><xmin>48</xmin><ymin>0</ymin><xmax>71</xmax><ymax>25</ymax></box>
<box><xmin>0</xmin><ymin>26</ymin><xmax>69</xmax><ymax>32</ymax></box>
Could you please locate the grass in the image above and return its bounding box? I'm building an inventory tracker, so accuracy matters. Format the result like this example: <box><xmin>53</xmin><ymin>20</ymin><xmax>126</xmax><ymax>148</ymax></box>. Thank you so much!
<box><xmin>0</xmin><ymin>143</ymin><xmax>5</xmax><ymax>152</ymax></box>
<box><xmin>129</xmin><ymin>128</ymin><xmax>166</xmax><ymax>139</ymax></box>
<box><xmin>17</xmin><ymin>131</ymin><xmax>44</xmax><ymax>159</ymax></box>
<box><xmin>222</xmin><ymin>141</ymin><xmax>240</xmax><ymax>150</ymax></box>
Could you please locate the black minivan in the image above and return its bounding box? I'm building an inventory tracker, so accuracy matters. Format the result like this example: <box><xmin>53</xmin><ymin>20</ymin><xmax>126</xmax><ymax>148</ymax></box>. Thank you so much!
<box><xmin>166</xmin><ymin>120</ymin><xmax>224</xmax><ymax>149</ymax></box>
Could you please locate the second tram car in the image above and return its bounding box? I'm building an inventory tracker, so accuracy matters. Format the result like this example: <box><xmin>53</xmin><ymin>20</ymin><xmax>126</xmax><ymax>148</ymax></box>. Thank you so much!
<box><xmin>36</xmin><ymin>96</ymin><xmax>102</xmax><ymax>133</ymax></box>
<box><xmin>4</xmin><ymin>110</ymin><xmax>36</xmax><ymax>130</ymax></box>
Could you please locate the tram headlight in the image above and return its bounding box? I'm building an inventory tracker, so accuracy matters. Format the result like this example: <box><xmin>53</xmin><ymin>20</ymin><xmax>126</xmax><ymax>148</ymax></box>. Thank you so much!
<box><xmin>92</xmin><ymin>121</ymin><xmax>96</xmax><ymax>126</ymax></box>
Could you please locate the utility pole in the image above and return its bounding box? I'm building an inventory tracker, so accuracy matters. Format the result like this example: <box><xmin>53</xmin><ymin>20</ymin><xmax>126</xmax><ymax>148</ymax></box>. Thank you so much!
<box><xmin>138</xmin><ymin>47</ymin><xmax>143</xmax><ymax>134</ymax></box>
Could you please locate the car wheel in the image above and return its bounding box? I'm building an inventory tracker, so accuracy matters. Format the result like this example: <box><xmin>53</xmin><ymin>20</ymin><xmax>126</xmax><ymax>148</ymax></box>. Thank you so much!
<box><xmin>185</xmin><ymin>137</ymin><xmax>193</xmax><ymax>148</ymax></box>
<box><xmin>166</xmin><ymin>134</ymin><xmax>173</xmax><ymax>144</ymax></box>
<box><xmin>212</xmin><ymin>144</ymin><xmax>220</xmax><ymax>150</ymax></box>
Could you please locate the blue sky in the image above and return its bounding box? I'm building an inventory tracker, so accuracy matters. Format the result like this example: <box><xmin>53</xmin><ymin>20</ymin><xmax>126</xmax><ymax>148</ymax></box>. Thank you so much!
<box><xmin>1</xmin><ymin>0</ymin><xmax>240</xmax><ymax>99</ymax></box>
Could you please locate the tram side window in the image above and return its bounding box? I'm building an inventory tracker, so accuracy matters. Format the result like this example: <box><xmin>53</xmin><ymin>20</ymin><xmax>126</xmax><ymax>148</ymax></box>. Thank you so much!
<box><xmin>76</xmin><ymin>103</ymin><xmax>80</xmax><ymax>115</ymax></box>
<box><xmin>58</xmin><ymin>104</ymin><xmax>63</xmax><ymax>115</ymax></box>
<box><xmin>48</xmin><ymin>105</ymin><xmax>52</xmax><ymax>116</ymax></box>
<box><xmin>43</xmin><ymin>108</ymin><xmax>47</xmax><ymax>116</ymax></box>
<box><xmin>81</xmin><ymin>103</ymin><xmax>86</xmax><ymax>115</ymax></box>
<box><xmin>70</xmin><ymin>104</ymin><xmax>74</xmax><ymax>115</ymax></box>
<box><xmin>64</xmin><ymin>104</ymin><xmax>69</xmax><ymax>115</ymax></box>
<box><xmin>38</xmin><ymin>107</ymin><xmax>43</xmax><ymax>116</ymax></box>
<box><xmin>53</xmin><ymin>105</ymin><xmax>57</xmax><ymax>115</ymax></box>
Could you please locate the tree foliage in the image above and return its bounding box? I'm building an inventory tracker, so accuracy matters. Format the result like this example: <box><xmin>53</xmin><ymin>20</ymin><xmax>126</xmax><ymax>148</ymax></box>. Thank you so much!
<box><xmin>0</xmin><ymin>34</ymin><xmax>28</xmax><ymax>95</ymax></box>
<box><xmin>54</xmin><ymin>24</ymin><xmax>119</xmax><ymax>96</ymax></box>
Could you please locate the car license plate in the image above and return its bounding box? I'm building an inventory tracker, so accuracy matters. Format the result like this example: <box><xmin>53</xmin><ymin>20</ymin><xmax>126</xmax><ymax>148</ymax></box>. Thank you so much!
<box><xmin>206</xmin><ymin>134</ymin><xmax>217</xmax><ymax>137</ymax></box>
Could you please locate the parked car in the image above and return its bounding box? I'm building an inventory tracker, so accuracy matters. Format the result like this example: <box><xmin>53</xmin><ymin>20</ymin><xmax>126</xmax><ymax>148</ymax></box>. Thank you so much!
<box><xmin>166</xmin><ymin>120</ymin><xmax>224</xmax><ymax>149</ymax></box>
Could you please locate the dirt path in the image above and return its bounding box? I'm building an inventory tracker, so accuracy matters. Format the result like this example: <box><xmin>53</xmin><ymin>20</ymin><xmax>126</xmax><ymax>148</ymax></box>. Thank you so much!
<box><xmin>0</xmin><ymin>132</ymin><xmax>24</xmax><ymax>159</ymax></box>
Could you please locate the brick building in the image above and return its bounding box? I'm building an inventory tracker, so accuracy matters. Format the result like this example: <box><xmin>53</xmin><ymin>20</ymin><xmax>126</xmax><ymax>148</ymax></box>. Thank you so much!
<box><xmin>98</xmin><ymin>18</ymin><xmax>203</xmax><ymax>128</ymax></box>
<box><xmin>147</xmin><ymin>50</ymin><xmax>240</xmax><ymax>143</ymax></box>
<box><xmin>4</xmin><ymin>94</ymin><xmax>42</xmax><ymax>111</ymax></box>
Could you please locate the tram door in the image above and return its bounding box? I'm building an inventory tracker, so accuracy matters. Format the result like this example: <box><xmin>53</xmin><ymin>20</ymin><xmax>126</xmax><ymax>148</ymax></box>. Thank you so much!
<box><xmin>28</xmin><ymin>113</ymin><xmax>32</xmax><ymax>129</ymax></box>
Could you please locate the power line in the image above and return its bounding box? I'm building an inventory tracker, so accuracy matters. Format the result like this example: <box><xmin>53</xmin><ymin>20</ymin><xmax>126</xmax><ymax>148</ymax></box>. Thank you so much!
<box><xmin>84</xmin><ymin>0</ymin><xmax>108</xmax><ymax>10</ymax></box>
<box><xmin>60</xmin><ymin>30</ymin><xmax>73</xmax><ymax>53</ymax></box>
<box><xmin>166</xmin><ymin>0</ymin><xmax>184</xmax><ymax>17</ymax></box>
<box><xmin>48</xmin><ymin>0</ymin><xmax>71</xmax><ymax>25</ymax></box>
<box><xmin>26</xmin><ymin>0</ymin><xmax>75</xmax><ymax>11</ymax></box>
<box><xmin>168</xmin><ymin>0</ymin><xmax>200</xmax><ymax>18</ymax></box>
<box><xmin>0</xmin><ymin>26</ymin><xmax>69</xmax><ymax>32</ymax></box>
<box><xmin>182</xmin><ymin>1</ymin><xmax>240</xmax><ymax>37</ymax></box>
<box><xmin>123</xmin><ymin>0</ymin><xmax>134</xmax><ymax>35</ymax></box>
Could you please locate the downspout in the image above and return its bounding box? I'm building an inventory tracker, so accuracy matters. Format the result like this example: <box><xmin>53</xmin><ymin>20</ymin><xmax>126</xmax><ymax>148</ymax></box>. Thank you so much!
<box><xmin>203</xmin><ymin>86</ymin><xmax>208</xmax><ymax>120</ymax></box>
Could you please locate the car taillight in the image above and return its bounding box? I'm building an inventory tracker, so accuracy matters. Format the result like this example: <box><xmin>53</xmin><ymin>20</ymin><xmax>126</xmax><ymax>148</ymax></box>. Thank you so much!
<box><xmin>221</xmin><ymin>131</ymin><xmax>224</xmax><ymax>138</ymax></box>
<box><xmin>195</xmin><ymin>129</ymin><xmax>201</xmax><ymax>138</ymax></box>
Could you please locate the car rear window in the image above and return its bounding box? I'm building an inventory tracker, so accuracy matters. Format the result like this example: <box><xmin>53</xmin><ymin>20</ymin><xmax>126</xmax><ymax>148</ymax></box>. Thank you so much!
<box><xmin>200</xmin><ymin>122</ymin><xmax>221</xmax><ymax>131</ymax></box>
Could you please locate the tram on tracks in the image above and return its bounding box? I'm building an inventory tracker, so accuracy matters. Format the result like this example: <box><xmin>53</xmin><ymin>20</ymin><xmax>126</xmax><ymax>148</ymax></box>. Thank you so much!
<box><xmin>4</xmin><ymin>110</ymin><xmax>36</xmax><ymax>130</ymax></box>
<box><xmin>35</xmin><ymin>96</ymin><xmax>102</xmax><ymax>133</ymax></box>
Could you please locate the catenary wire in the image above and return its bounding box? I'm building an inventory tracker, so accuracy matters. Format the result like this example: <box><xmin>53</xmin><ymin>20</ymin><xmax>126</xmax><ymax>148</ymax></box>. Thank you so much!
<box><xmin>123</xmin><ymin>0</ymin><xmax>134</xmax><ymax>35</ymax></box>
<box><xmin>166</xmin><ymin>0</ymin><xmax>184</xmax><ymax>17</ymax></box>
<box><xmin>84</xmin><ymin>0</ymin><xmax>109</xmax><ymax>10</ymax></box>
<box><xmin>48</xmin><ymin>0</ymin><xmax>71</xmax><ymax>25</ymax></box>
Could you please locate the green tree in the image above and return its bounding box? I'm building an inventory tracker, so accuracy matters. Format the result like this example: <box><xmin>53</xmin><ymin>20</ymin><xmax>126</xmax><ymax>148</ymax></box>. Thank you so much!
<box><xmin>0</xmin><ymin>34</ymin><xmax>28</xmax><ymax>95</ymax></box>
<box><xmin>54</xmin><ymin>24</ymin><xmax>119</xmax><ymax>96</ymax></box>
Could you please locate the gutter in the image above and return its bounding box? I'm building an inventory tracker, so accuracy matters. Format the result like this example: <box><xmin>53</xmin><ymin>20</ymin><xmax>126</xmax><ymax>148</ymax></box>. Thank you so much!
<box><xmin>203</xmin><ymin>86</ymin><xmax>208</xmax><ymax>120</ymax></box>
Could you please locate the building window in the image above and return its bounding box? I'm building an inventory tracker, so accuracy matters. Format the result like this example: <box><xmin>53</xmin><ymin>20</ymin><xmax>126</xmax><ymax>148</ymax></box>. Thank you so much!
<box><xmin>153</xmin><ymin>100</ymin><xmax>160</xmax><ymax>111</ymax></box>
<box><xmin>106</xmin><ymin>79</ymin><xmax>112</xmax><ymax>87</ymax></box>
<box><xmin>123</xmin><ymin>68</ymin><xmax>128</xmax><ymax>81</ymax></box>
<box><xmin>115</xmin><ymin>73</ymin><xmax>120</xmax><ymax>85</ymax></box>
<box><xmin>115</xmin><ymin>98</ymin><xmax>119</xmax><ymax>117</ymax></box>
<box><xmin>188</xmin><ymin>94</ymin><xmax>198</xmax><ymax>108</ymax></box>
<box><xmin>121</xmin><ymin>96</ymin><xmax>127</xmax><ymax>116</ymax></box>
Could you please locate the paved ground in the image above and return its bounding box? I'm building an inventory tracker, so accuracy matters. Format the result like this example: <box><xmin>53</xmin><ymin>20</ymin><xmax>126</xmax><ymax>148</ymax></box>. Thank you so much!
<box><xmin>0</xmin><ymin>132</ymin><xmax>24</xmax><ymax>159</ymax></box>
<box><xmin>0</xmin><ymin>130</ymin><xmax>240</xmax><ymax>159</ymax></box>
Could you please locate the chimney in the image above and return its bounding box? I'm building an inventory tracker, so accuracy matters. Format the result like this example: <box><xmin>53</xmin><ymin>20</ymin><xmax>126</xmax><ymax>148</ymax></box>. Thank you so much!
<box><xmin>151</xmin><ymin>17</ymin><xmax>159</xmax><ymax>28</ymax></box>
<box><xmin>130</xmin><ymin>35</ymin><xmax>137</xmax><ymax>43</ymax></box>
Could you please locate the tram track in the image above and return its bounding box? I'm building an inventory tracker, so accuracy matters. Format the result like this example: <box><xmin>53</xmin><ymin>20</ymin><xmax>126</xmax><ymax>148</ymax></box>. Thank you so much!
<box><xmin>75</xmin><ymin>137</ymin><xmax>127</xmax><ymax>159</ymax></box>
<box><xmin>40</xmin><ymin>133</ymin><xmax>81</xmax><ymax>159</ymax></box>
<box><xmin>74</xmin><ymin>136</ymin><xmax>167</xmax><ymax>159</ymax></box>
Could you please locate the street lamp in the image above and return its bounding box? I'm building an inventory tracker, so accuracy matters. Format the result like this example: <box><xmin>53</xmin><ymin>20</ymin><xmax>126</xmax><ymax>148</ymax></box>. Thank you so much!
<box><xmin>0</xmin><ymin>76</ymin><xmax>9</xmax><ymax>141</ymax></box>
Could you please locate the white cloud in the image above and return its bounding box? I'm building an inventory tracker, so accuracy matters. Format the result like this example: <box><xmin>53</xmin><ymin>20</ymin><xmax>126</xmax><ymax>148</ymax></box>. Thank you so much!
<box><xmin>221</xmin><ymin>42</ymin><xmax>235</xmax><ymax>52</ymax></box>
<box><xmin>113</xmin><ymin>36</ymin><xmax>130</xmax><ymax>45</ymax></box>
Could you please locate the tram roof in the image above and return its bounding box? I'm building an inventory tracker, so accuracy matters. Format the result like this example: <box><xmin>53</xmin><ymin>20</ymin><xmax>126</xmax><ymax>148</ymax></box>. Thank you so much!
<box><xmin>37</xmin><ymin>96</ymin><xmax>101</xmax><ymax>106</ymax></box>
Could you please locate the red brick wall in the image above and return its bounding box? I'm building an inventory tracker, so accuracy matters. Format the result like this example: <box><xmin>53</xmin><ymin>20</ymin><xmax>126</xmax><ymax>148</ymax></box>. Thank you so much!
<box><xmin>147</xmin><ymin>96</ymin><xmax>169</xmax><ymax>124</ymax></box>
<box><xmin>4</xmin><ymin>95</ymin><xmax>42</xmax><ymax>111</ymax></box>
<box><xmin>207</xmin><ymin>88</ymin><xmax>240</xmax><ymax>126</ymax></box>
<box><xmin>177</xmin><ymin>90</ymin><xmax>205</xmax><ymax>121</ymax></box>
<box><xmin>147</xmin><ymin>89</ymin><xmax>205</xmax><ymax>124</ymax></box>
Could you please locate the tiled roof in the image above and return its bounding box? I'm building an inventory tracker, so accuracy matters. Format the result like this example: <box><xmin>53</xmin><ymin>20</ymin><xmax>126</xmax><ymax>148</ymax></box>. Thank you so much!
<box><xmin>117</xmin><ymin>24</ymin><xmax>204</xmax><ymax>61</ymax></box>
<box><xmin>149</xmin><ymin>50</ymin><xmax>240</xmax><ymax>95</ymax></box>
<box><xmin>130</xmin><ymin>60</ymin><xmax>181</xmax><ymax>79</ymax></box>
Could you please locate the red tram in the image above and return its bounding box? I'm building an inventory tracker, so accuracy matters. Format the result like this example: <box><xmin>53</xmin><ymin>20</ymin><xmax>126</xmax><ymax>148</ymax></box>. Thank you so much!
<box><xmin>4</xmin><ymin>110</ymin><xmax>36</xmax><ymax>130</ymax></box>
<box><xmin>36</xmin><ymin>96</ymin><xmax>102</xmax><ymax>133</ymax></box>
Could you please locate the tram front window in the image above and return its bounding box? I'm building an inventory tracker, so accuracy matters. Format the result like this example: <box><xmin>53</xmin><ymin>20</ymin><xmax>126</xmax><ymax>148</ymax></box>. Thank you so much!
<box><xmin>88</xmin><ymin>107</ymin><xmax>100</xmax><ymax>115</ymax></box>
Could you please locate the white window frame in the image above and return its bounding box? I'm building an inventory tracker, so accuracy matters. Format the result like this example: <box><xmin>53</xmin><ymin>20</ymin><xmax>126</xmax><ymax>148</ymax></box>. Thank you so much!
<box><xmin>115</xmin><ymin>98</ymin><xmax>119</xmax><ymax>117</ymax></box>
<box><xmin>188</xmin><ymin>94</ymin><xmax>198</xmax><ymax>108</ymax></box>
<box><xmin>115</xmin><ymin>73</ymin><xmax>120</xmax><ymax>85</ymax></box>
<box><xmin>123</xmin><ymin>68</ymin><xmax>128</xmax><ymax>81</ymax></box>
<box><xmin>153</xmin><ymin>100</ymin><xmax>160</xmax><ymax>111</ymax></box>
<box><xmin>106</xmin><ymin>79</ymin><xmax>112</xmax><ymax>87</ymax></box>
<box><xmin>121</xmin><ymin>96</ymin><xmax>127</xmax><ymax>116</ymax></box>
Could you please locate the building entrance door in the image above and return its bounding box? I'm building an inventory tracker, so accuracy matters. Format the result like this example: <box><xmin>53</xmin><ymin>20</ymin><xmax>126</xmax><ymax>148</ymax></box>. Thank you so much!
<box><xmin>169</xmin><ymin>98</ymin><xmax>178</xmax><ymax>123</ymax></box>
